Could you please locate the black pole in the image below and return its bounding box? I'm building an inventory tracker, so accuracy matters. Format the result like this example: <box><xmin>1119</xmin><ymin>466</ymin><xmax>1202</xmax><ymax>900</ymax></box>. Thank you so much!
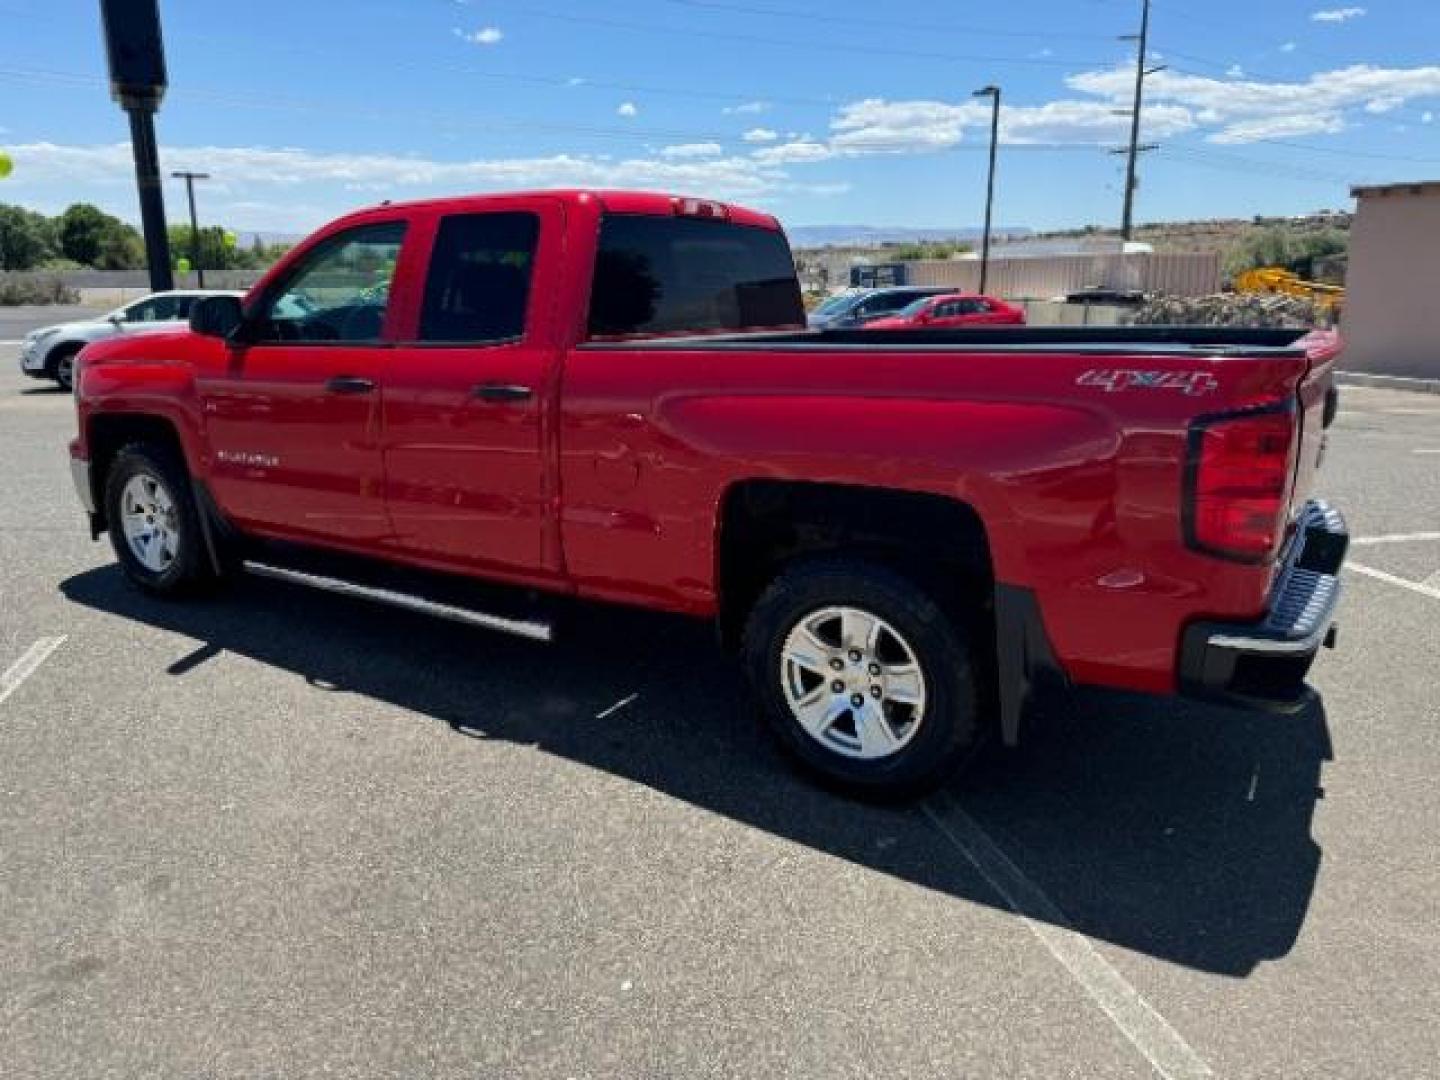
<box><xmin>126</xmin><ymin>106</ymin><xmax>173</xmax><ymax>292</ymax></box>
<box><xmin>1121</xmin><ymin>0</ymin><xmax>1151</xmax><ymax>241</ymax></box>
<box><xmin>976</xmin><ymin>86</ymin><xmax>1001</xmax><ymax>295</ymax></box>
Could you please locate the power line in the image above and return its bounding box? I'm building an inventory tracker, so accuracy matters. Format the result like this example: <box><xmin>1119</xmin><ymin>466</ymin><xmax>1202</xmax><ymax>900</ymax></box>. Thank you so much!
<box><xmin>644</xmin><ymin>0</ymin><xmax>1119</xmax><ymax>41</ymax></box>
<box><xmin>0</xmin><ymin>65</ymin><xmax>1114</xmax><ymax>153</ymax></box>
<box><xmin>477</xmin><ymin>4</ymin><xmax>1120</xmax><ymax>68</ymax></box>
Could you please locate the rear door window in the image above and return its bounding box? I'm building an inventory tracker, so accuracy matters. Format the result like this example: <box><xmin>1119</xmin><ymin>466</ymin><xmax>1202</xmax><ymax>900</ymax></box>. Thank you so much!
<box><xmin>588</xmin><ymin>214</ymin><xmax>803</xmax><ymax>337</ymax></box>
<box><xmin>419</xmin><ymin>212</ymin><xmax>539</xmax><ymax>343</ymax></box>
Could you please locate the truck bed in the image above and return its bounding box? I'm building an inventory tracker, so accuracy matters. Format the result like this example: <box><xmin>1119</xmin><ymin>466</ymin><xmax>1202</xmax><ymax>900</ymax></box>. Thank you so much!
<box><xmin>582</xmin><ymin>325</ymin><xmax>1319</xmax><ymax>358</ymax></box>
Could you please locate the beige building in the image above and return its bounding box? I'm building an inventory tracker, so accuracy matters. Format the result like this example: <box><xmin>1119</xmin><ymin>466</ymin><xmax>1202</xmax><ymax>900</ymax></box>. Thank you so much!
<box><xmin>1342</xmin><ymin>181</ymin><xmax>1440</xmax><ymax>379</ymax></box>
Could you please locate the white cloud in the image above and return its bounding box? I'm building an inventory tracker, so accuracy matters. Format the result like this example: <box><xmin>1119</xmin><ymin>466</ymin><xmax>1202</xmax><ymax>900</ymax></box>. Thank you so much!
<box><xmin>742</xmin><ymin>127</ymin><xmax>779</xmax><ymax>143</ymax></box>
<box><xmin>1280</xmin><ymin>41</ymin><xmax>1298</xmax><ymax>53</ymax></box>
<box><xmin>453</xmin><ymin>26</ymin><xmax>503</xmax><ymax>45</ymax></box>
<box><xmin>658</xmin><ymin>142</ymin><xmax>723</xmax><ymax>158</ymax></box>
<box><xmin>1226</xmin><ymin>65</ymin><xmax>1245</xmax><ymax>78</ymax></box>
<box><xmin>1068</xmin><ymin>62</ymin><xmax>1440</xmax><ymax>143</ymax></box>
<box><xmin>824</xmin><ymin>97</ymin><xmax>1194</xmax><ymax>154</ymax></box>
<box><xmin>0</xmin><ymin>141</ymin><xmax>801</xmax><ymax>230</ymax></box>
<box><xmin>750</xmin><ymin>139</ymin><xmax>834</xmax><ymax>165</ymax></box>
<box><xmin>723</xmin><ymin>101</ymin><xmax>769</xmax><ymax>115</ymax></box>
<box><xmin>1423</xmin><ymin>111</ymin><xmax>1435</xmax><ymax>123</ymax></box>
<box><xmin>566</xmin><ymin>76</ymin><xmax>586</xmax><ymax>87</ymax></box>
<box><xmin>1312</xmin><ymin>7</ymin><xmax>1366</xmax><ymax>22</ymax></box>
<box><xmin>616</xmin><ymin>102</ymin><xmax>638</xmax><ymax>118</ymax></box>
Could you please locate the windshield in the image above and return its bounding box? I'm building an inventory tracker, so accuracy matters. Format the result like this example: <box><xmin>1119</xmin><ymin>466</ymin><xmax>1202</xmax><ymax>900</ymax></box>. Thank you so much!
<box><xmin>896</xmin><ymin>297</ymin><xmax>934</xmax><ymax>318</ymax></box>
<box><xmin>813</xmin><ymin>294</ymin><xmax>858</xmax><ymax>317</ymax></box>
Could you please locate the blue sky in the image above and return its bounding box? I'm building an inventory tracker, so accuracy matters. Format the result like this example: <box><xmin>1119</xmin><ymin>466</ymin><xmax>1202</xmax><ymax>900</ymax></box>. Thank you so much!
<box><xmin>2</xmin><ymin>0</ymin><xmax>1439</xmax><ymax>235</ymax></box>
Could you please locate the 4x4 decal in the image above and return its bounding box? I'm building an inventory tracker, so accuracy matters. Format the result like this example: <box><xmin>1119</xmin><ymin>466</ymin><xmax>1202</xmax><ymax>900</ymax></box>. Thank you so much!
<box><xmin>1076</xmin><ymin>369</ymin><xmax>1220</xmax><ymax>396</ymax></box>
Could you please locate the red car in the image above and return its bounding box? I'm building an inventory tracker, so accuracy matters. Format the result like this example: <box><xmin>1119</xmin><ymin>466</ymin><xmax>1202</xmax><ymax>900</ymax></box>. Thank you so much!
<box><xmin>68</xmin><ymin>190</ymin><xmax>1347</xmax><ymax>798</ymax></box>
<box><xmin>862</xmin><ymin>292</ymin><xmax>1025</xmax><ymax>329</ymax></box>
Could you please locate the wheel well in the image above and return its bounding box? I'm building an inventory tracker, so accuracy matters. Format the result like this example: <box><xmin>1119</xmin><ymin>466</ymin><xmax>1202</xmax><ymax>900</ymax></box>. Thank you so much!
<box><xmin>45</xmin><ymin>340</ymin><xmax>83</xmax><ymax>375</ymax></box>
<box><xmin>87</xmin><ymin>414</ymin><xmax>187</xmax><ymax>531</ymax></box>
<box><xmin>717</xmin><ymin>480</ymin><xmax>994</xmax><ymax>648</ymax></box>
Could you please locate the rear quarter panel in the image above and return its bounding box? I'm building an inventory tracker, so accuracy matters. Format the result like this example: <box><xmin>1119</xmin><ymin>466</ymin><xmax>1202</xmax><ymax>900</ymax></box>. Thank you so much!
<box><xmin>559</xmin><ymin>343</ymin><xmax>1311</xmax><ymax>692</ymax></box>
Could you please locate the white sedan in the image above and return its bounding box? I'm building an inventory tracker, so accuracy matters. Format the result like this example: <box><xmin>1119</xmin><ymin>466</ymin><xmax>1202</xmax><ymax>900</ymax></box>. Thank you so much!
<box><xmin>19</xmin><ymin>290</ymin><xmax>244</xmax><ymax>390</ymax></box>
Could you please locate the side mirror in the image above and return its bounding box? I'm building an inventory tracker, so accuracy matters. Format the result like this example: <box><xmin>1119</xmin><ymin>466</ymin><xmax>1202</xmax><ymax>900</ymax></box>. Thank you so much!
<box><xmin>108</xmin><ymin>313</ymin><xmax>124</xmax><ymax>326</ymax></box>
<box><xmin>189</xmin><ymin>294</ymin><xmax>246</xmax><ymax>341</ymax></box>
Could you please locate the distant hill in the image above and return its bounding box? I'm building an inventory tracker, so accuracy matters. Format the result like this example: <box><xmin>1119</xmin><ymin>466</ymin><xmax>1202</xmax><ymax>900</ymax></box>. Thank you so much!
<box><xmin>787</xmin><ymin>225</ymin><xmax>1031</xmax><ymax>249</ymax></box>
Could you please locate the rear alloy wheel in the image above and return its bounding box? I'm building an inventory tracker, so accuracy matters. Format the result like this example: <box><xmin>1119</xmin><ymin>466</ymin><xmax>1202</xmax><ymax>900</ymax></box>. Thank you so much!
<box><xmin>103</xmin><ymin>443</ymin><xmax>217</xmax><ymax>596</ymax></box>
<box><xmin>780</xmin><ymin>606</ymin><xmax>928</xmax><ymax>761</ymax></box>
<box><xmin>743</xmin><ymin>557</ymin><xmax>983</xmax><ymax>800</ymax></box>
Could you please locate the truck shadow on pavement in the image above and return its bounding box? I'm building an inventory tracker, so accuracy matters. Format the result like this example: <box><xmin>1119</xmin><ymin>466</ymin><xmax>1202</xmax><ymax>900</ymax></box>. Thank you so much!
<box><xmin>62</xmin><ymin>565</ymin><xmax>1331</xmax><ymax>978</ymax></box>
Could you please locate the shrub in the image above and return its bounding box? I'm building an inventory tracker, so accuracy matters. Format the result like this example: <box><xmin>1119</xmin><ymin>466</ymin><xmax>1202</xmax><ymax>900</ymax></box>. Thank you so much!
<box><xmin>0</xmin><ymin>275</ymin><xmax>83</xmax><ymax>305</ymax></box>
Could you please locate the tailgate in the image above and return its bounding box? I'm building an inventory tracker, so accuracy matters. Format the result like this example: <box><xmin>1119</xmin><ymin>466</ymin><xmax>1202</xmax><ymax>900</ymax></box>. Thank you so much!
<box><xmin>1289</xmin><ymin>329</ymin><xmax>1342</xmax><ymax>520</ymax></box>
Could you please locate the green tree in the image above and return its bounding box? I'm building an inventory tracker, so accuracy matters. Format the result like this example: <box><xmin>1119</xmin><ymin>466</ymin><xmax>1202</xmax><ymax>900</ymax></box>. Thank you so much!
<box><xmin>56</xmin><ymin>203</ymin><xmax>145</xmax><ymax>269</ymax></box>
<box><xmin>168</xmin><ymin>225</ymin><xmax>238</xmax><ymax>272</ymax></box>
<box><xmin>95</xmin><ymin>227</ymin><xmax>145</xmax><ymax>270</ymax></box>
<box><xmin>0</xmin><ymin>203</ymin><xmax>57</xmax><ymax>270</ymax></box>
<box><xmin>57</xmin><ymin>203</ymin><xmax>115</xmax><ymax>265</ymax></box>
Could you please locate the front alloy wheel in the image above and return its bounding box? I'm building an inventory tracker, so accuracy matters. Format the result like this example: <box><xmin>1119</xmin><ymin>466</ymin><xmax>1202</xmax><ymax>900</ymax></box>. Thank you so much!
<box><xmin>103</xmin><ymin>442</ymin><xmax>218</xmax><ymax>595</ymax></box>
<box><xmin>119</xmin><ymin>473</ymin><xmax>180</xmax><ymax>573</ymax></box>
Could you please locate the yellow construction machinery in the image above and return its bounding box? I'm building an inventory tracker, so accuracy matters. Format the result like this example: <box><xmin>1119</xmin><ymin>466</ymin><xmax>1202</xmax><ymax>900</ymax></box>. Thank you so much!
<box><xmin>1234</xmin><ymin>267</ymin><xmax>1345</xmax><ymax>311</ymax></box>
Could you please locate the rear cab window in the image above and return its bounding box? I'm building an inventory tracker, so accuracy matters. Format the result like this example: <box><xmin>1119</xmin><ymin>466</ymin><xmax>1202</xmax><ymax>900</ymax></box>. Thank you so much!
<box><xmin>587</xmin><ymin>214</ymin><xmax>804</xmax><ymax>338</ymax></box>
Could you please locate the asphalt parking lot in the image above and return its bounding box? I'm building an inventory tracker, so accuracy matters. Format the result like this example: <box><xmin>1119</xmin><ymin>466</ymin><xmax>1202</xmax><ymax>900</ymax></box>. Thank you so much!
<box><xmin>2</xmin><ymin>333</ymin><xmax>1438</xmax><ymax>1078</ymax></box>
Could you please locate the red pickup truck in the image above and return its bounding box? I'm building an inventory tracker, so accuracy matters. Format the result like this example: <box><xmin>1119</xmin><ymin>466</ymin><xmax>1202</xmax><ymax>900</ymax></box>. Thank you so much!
<box><xmin>68</xmin><ymin>190</ymin><xmax>1348</xmax><ymax>798</ymax></box>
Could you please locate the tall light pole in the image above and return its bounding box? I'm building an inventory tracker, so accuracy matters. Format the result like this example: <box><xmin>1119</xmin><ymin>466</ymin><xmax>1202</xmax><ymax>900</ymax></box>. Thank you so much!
<box><xmin>100</xmin><ymin>0</ymin><xmax>173</xmax><ymax>292</ymax></box>
<box><xmin>973</xmin><ymin>84</ymin><xmax>1001</xmax><ymax>295</ymax></box>
<box><xmin>1115</xmin><ymin>0</ymin><xmax>1164</xmax><ymax>240</ymax></box>
<box><xmin>171</xmin><ymin>170</ymin><xmax>210</xmax><ymax>287</ymax></box>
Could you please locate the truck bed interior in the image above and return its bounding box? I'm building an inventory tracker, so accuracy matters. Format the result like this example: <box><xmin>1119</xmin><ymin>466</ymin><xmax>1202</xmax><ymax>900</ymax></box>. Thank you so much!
<box><xmin>583</xmin><ymin>325</ymin><xmax>1319</xmax><ymax>357</ymax></box>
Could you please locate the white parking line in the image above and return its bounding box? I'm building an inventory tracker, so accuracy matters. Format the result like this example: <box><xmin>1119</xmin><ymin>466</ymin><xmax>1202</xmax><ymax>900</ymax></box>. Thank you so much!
<box><xmin>0</xmin><ymin>636</ymin><xmax>68</xmax><ymax>707</ymax></box>
<box><xmin>1347</xmin><ymin>562</ymin><xmax>1440</xmax><ymax>601</ymax></box>
<box><xmin>923</xmin><ymin>794</ymin><xmax>1213</xmax><ymax>1080</ymax></box>
<box><xmin>1351</xmin><ymin>532</ymin><xmax>1440</xmax><ymax>546</ymax></box>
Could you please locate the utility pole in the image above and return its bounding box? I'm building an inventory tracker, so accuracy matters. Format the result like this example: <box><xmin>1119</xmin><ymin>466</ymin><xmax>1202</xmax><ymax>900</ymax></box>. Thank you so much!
<box><xmin>973</xmin><ymin>85</ymin><xmax>1001</xmax><ymax>295</ymax></box>
<box><xmin>1116</xmin><ymin>0</ymin><xmax>1165</xmax><ymax>240</ymax></box>
<box><xmin>171</xmin><ymin>170</ymin><xmax>210</xmax><ymax>286</ymax></box>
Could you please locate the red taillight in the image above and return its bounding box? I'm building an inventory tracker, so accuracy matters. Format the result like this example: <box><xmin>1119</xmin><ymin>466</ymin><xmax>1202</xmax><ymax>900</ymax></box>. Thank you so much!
<box><xmin>1186</xmin><ymin>407</ymin><xmax>1297</xmax><ymax>560</ymax></box>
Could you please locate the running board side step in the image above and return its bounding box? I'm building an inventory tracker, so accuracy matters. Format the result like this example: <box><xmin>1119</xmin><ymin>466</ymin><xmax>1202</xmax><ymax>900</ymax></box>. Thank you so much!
<box><xmin>242</xmin><ymin>560</ymin><xmax>554</xmax><ymax>643</ymax></box>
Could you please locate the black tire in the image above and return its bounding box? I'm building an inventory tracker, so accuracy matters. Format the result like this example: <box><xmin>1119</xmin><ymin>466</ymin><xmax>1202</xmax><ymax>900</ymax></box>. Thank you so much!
<box><xmin>741</xmin><ymin>556</ymin><xmax>984</xmax><ymax>800</ymax></box>
<box><xmin>49</xmin><ymin>343</ymin><xmax>81</xmax><ymax>391</ymax></box>
<box><xmin>103</xmin><ymin>442</ymin><xmax>216</xmax><ymax>596</ymax></box>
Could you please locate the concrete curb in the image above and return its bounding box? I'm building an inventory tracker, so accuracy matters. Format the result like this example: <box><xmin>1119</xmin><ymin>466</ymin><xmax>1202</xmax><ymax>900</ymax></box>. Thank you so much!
<box><xmin>1336</xmin><ymin>371</ymin><xmax>1440</xmax><ymax>396</ymax></box>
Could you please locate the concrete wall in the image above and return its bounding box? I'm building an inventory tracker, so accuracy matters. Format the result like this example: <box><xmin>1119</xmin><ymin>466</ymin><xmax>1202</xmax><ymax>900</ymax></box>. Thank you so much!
<box><xmin>1342</xmin><ymin>185</ymin><xmax>1440</xmax><ymax>379</ymax></box>
<box><xmin>905</xmin><ymin>251</ymin><xmax>1221</xmax><ymax>299</ymax></box>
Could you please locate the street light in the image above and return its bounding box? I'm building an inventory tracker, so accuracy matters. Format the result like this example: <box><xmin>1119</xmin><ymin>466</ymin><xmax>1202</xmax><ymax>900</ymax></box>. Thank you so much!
<box><xmin>973</xmin><ymin>85</ymin><xmax>1001</xmax><ymax>296</ymax></box>
<box><xmin>171</xmin><ymin>170</ymin><xmax>210</xmax><ymax>286</ymax></box>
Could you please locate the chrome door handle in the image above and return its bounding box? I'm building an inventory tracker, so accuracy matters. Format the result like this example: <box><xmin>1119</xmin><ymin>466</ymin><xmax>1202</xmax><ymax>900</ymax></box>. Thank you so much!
<box><xmin>325</xmin><ymin>375</ymin><xmax>376</xmax><ymax>394</ymax></box>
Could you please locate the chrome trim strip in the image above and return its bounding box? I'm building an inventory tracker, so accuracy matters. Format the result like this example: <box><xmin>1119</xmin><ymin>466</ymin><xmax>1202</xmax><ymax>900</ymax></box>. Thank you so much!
<box><xmin>241</xmin><ymin>561</ymin><xmax>554</xmax><ymax>643</ymax></box>
<box><xmin>70</xmin><ymin>457</ymin><xmax>95</xmax><ymax>514</ymax></box>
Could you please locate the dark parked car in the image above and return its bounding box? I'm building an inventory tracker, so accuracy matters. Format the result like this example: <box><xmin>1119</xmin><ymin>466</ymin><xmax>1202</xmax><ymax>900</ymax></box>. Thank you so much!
<box><xmin>807</xmin><ymin>287</ymin><xmax>954</xmax><ymax>329</ymax></box>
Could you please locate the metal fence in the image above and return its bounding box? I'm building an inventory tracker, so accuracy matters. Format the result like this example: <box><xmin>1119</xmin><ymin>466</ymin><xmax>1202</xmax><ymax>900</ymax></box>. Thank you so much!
<box><xmin>904</xmin><ymin>252</ymin><xmax>1222</xmax><ymax>299</ymax></box>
